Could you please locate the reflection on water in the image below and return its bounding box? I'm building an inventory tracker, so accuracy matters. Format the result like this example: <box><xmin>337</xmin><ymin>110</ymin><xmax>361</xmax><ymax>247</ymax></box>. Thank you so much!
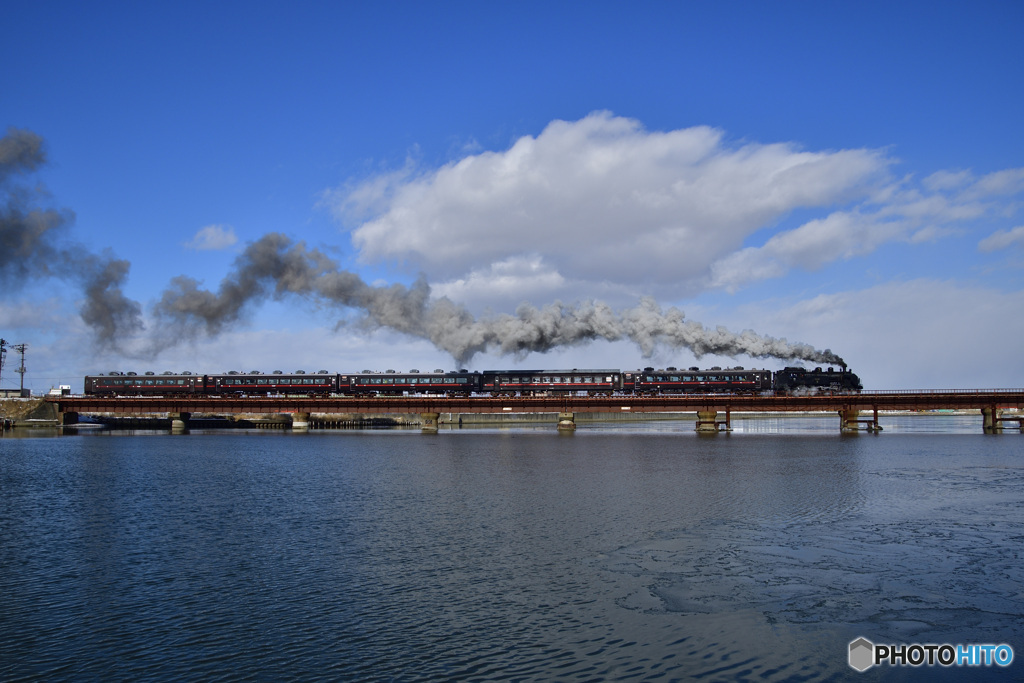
<box><xmin>1</xmin><ymin>427</ymin><xmax>1021</xmax><ymax>681</ymax></box>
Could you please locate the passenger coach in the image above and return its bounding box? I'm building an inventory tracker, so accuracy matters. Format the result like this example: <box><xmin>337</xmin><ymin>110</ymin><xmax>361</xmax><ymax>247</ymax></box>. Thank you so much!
<box><xmin>624</xmin><ymin>367</ymin><xmax>773</xmax><ymax>394</ymax></box>
<box><xmin>339</xmin><ymin>370</ymin><xmax>480</xmax><ymax>395</ymax></box>
<box><xmin>84</xmin><ymin>372</ymin><xmax>206</xmax><ymax>396</ymax></box>
<box><xmin>480</xmin><ymin>369</ymin><xmax>620</xmax><ymax>396</ymax></box>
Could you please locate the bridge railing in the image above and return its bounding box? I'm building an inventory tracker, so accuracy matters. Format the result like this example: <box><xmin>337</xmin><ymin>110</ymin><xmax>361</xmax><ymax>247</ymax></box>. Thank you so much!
<box><xmin>861</xmin><ymin>388</ymin><xmax>1024</xmax><ymax>395</ymax></box>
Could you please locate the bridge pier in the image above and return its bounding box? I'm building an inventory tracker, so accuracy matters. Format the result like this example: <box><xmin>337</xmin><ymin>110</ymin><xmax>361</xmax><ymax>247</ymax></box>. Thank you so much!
<box><xmin>982</xmin><ymin>407</ymin><xmax>1007</xmax><ymax>433</ymax></box>
<box><xmin>169</xmin><ymin>412</ymin><xmax>191</xmax><ymax>433</ymax></box>
<box><xmin>695</xmin><ymin>410</ymin><xmax>730</xmax><ymax>432</ymax></box>
<box><xmin>557</xmin><ymin>412</ymin><xmax>576</xmax><ymax>431</ymax></box>
<box><xmin>60</xmin><ymin>410</ymin><xmax>79</xmax><ymax>426</ymax></box>
<box><xmin>420</xmin><ymin>412</ymin><xmax>440</xmax><ymax>433</ymax></box>
<box><xmin>291</xmin><ymin>412</ymin><xmax>311</xmax><ymax>432</ymax></box>
<box><xmin>840</xmin><ymin>408</ymin><xmax>882</xmax><ymax>433</ymax></box>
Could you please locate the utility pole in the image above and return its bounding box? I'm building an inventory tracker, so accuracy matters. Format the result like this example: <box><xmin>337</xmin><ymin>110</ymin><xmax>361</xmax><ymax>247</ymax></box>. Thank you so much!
<box><xmin>12</xmin><ymin>344</ymin><xmax>27</xmax><ymax>394</ymax></box>
<box><xmin>0</xmin><ymin>339</ymin><xmax>6</xmax><ymax>388</ymax></box>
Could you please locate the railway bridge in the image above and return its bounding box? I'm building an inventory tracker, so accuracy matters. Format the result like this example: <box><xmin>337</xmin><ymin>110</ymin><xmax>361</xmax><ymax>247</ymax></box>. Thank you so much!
<box><xmin>47</xmin><ymin>390</ymin><xmax>1024</xmax><ymax>433</ymax></box>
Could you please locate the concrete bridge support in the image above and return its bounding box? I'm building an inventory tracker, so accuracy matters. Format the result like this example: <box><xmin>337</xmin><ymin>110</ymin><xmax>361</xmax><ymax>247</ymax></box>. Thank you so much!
<box><xmin>291</xmin><ymin>412</ymin><xmax>311</xmax><ymax>432</ymax></box>
<box><xmin>557</xmin><ymin>412</ymin><xmax>576</xmax><ymax>431</ymax></box>
<box><xmin>695</xmin><ymin>410</ymin><xmax>730</xmax><ymax>432</ymax></box>
<box><xmin>170</xmin><ymin>412</ymin><xmax>191</xmax><ymax>433</ymax></box>
<box><xmin>982</xmin><ymin>407</ymin><xmax>1004</xmax><ymax>433</ymax></box>
<box><xmin>840</xmin><ymin>407</ymin><xmax>882</xmax><ymax>432</ymax></box>
<box><xmin>60</xmin><ymin>410</ymin><xmax>79</xmax><ymax>426</ymax></box>
<box><xmin>839</xmin><ymin>409</ymin><xmax>860</xmax><ymax>433</ymax></box>
<box><xmin>420</xmin><ymin>412</ymin><xmax>440</xmax><ymax>433</ymax></box>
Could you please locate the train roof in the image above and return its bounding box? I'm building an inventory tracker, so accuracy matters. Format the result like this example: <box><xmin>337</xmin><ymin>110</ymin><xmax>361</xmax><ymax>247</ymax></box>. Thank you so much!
<box><xmin>484</xmin><ymin>368</ymin><xmax>621</xmax><ymax>374</ymax></box>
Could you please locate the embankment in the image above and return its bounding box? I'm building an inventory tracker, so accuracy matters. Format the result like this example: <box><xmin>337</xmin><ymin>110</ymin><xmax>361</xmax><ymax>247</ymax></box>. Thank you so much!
<box><xmin>0</xmin><ymin>398</ymin><xmax>60</xmax><ymax>428</ymax></box>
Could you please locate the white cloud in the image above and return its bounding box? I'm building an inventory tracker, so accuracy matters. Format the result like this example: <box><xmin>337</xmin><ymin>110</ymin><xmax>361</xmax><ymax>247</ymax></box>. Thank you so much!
<box><xmin>963</xmin><ymin>168</ymin><xmax>1024</xmax><ymax>200</ymax></box>
<box><xmin>184</xmin><ymin>224</ymin><xmax>238</xmax><ymax>251</ymax></box>
<box><xmin>334</xmin><ymin>112</ymin><xmax>890</xmax><ymax>294</ymax></box>
<box><xmin>978</xmin><ymin>225</ymin><xmax>1024</xmax><ymax>252</ymax></box>
<box><xmin>922</xmin><ymin>169</ymin><xmax>972</xmax><ymax>192</ymax></box>
<box><xmin>330</xmin><ymin>112</ymin><xmax>1024</xmax><ymax>303</ymax></box>
<box><xmin>708</xmin><ymin>211</ymin><xmax>907</xmax><ymax>291</ymax></box>
<box><xmin>430</xmin><ymin>255</ymin><xmax>567</xmax><ymax>307</ymax></box>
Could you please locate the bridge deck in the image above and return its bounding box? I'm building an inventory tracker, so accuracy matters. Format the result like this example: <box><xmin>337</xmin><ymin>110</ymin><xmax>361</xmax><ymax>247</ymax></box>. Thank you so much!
<box><xmin>50</xmin><ymin>390</ymin><xmax>1024</xmax><ymax>416</ymax></box>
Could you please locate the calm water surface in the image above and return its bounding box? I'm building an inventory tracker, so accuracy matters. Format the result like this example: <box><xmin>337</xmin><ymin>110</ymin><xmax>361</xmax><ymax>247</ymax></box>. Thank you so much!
<box><xmin>1</xmin><ymin>418</ymin><xmax>1021</xmax><ymax>681</ymax></box>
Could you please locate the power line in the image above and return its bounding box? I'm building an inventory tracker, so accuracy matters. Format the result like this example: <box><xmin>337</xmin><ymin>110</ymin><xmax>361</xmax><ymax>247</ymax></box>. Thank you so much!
<box><xmin>11</xmin><ymin>344</ymin><xmax>27</xmax><ymax>394</ymax></box>
<box><xmin>0</xmin><ymin>340</ymin><xmax>29</xmax><ymax>395</ymax></box>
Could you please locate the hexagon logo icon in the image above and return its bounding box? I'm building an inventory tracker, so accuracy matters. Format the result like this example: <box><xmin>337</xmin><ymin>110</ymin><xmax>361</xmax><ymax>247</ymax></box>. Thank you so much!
<box><xmin>849</xmin><ymin>637</ymin><xmax>874</xmax><ymax>672</ymax></box>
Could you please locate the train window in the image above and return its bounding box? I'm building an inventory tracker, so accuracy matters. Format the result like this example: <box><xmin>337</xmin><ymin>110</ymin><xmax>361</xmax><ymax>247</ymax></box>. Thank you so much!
<box><xmin>456</xmin><ymin>378</ymin><xmax>467</xmax><ymax>384</ymax></box>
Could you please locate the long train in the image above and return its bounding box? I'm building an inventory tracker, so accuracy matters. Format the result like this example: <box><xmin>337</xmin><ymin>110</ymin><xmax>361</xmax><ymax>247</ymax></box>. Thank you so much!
<box><xmin>83</xmin><ymin>365</ymin><xmax>862</xmax><ymax>397</ymax></box>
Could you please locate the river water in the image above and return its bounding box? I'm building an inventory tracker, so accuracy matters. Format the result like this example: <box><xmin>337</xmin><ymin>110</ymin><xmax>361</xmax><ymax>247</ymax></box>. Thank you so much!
<box><xmin>1</xmin><ymin>417</ymin><xmax>1021</xmax><ymax>681</ymax></box>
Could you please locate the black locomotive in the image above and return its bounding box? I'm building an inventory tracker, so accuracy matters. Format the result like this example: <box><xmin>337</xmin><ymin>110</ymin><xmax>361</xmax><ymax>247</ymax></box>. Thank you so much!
<box><xmin>84</xmin><ymin>365</ymin><xmax>861</xmax><ymax>397</ymax></box>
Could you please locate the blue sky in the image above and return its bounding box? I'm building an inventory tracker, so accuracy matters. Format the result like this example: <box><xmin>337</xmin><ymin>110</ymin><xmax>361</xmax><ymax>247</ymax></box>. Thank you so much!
<box><xmin>3</xmin><ymin>0</ymin><xmax>1023</xmax><ymax>391</ymax></box>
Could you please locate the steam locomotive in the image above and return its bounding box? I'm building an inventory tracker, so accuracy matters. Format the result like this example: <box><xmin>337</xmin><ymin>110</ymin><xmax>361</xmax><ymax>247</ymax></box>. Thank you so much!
<box><xmin>83</xmin><ymin>365</ymin><xmax>862</xmax><ymax>396</ymax></box>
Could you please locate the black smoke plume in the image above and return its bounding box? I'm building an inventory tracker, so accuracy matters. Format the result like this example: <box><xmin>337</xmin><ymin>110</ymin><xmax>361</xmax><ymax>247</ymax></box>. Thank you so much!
<box><xmin>5</xmin><ymin>128</ymin><xmax>845</xmax><ymax>367</ymax></box>
<box><xmin>154</xmin><ymin>232</ymin><xmax>846</xmax><ymax>367</ymax></box>
<box><xmin>0</xmin><ymin>127</ymin><xmax>142</xmax><ymax>344</ymax></box>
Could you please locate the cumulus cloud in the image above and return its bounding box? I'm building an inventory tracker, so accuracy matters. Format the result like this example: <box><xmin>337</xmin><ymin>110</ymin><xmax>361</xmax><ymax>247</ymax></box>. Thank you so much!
<box><xmin>327</xmin><ymin>113</ymin><xmax>1024</xmax><ymax>301</ymax></box>
<box><xmin>185</xmin><ymin>224</ymin><xmax>238</xmax><ymax>250</ymax></box>
<box><xmin>331</xmin><ymin>112</ymin><xmax>890</xmax><ymax>295</ymax></box>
